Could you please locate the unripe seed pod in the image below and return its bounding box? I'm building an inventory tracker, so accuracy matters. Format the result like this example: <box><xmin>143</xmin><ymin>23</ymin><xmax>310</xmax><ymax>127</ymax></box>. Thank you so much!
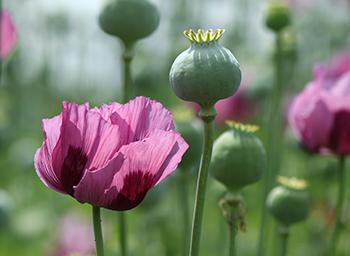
<box><xmin>265</xmin><ymin>2</ymin><xmax>291</xmax><ymax>32</ymax></box>
<box><xmin>267</xmin><ymin>177</ymin><xmax>310</xmax><ymax>226</ymax></box>
<box><xmin>99</xmin><ymin>0</ymin><xmax>160</xmax><ymax>45</ymax></box>
<box><xmin>210</xmin><ymin>122</ymin><xmax>265</xmax><ymax>191</ymax></box>
<box><xmin>169</xmin><ymin>29</ymin><xmax>242</xmax><ymax>109</ymax></box>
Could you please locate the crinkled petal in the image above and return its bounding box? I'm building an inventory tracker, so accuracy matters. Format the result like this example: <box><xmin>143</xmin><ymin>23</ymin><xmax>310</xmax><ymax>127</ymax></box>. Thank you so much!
<box><xmin>288</xmin><ymin>81</ymin><xmax>321</xmax><ymax>141</ymax></box>
<box><xmin>301</xmin><ymin>100</ymin><xmax>333</xmax><ymax>151</ymax></box>
<box><xmin>52</xmin><ymin>119</ymin><xmax>85</xmax><ymax>195</ymax></box>
<box><xmin>83</xmin><ymin>111</ymin><xmax>129</xmax><ymax>169</ymax></box>
<box><xmin>92</xmin><ymin>102</ymin><xmax>122</xmax><ymax>121</ymax></box>
<box><xmin>62</xmin><ymin>101</ymin><xmax>89</xmax><ymax>135</ymax></box>
<box><xmin>34</xmin><ymin>144</ymin><xmax>64</xmax><ymax>193</ymax></box>
<box><xmin>112</xmin><ymin>97</ymin><xmax>175</xmax><ymax>142</ymax></box>
<box><xmin>34</xmin><ymin>143</ymin><xmax>65</xmax><ymax>193</ymax></box>
<box><xmin>103</xmin><ymin>129</ymin><xmax>188</xmax><ymax>211</ymax></box>
<box><xmin>324</xmin><ymin>71</ymin><xmax>350</xmax><ymax>108</ymax></box>
<box><xmin>42</xmin><ymin>114</ymin><xmax>62</xmax><ymax>154</ymax></box>
<box><xmin>73</xmin><ymin>153</ymin><xmax>124</xmax><ymax>207</ymax></box>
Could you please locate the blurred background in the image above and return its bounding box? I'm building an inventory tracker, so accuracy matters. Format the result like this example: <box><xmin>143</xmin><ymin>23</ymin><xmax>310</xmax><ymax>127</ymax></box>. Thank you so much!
<box><xmin>1</xmin><ymin>0</ymin><xmax>350</xmax><ymax>255</ymax></box>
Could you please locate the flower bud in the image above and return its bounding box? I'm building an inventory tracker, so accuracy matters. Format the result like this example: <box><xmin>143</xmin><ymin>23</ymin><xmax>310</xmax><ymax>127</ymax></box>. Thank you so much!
<box><xmin>267</xmin><ymin>177</ymin><xmax>310</xmax><ymax>226</ymax></box>
<box><xmin>210</xmin><ymin>122</ymin><xmax>265</xmax><ymax>191</ymax></box>
<box><xmin>99</xmin><ymin>0</ymin><xmax>160</xmax><ymax>46</ymax></box>
<box><xmin>265</xmin><ymin>2</ymin><xmax>291</xmax><ymax>32</ymax></box>
<box><xmin>169</xmin><ymin>29</ymin><xmax>241</xmax><ymax>109</ymax></box>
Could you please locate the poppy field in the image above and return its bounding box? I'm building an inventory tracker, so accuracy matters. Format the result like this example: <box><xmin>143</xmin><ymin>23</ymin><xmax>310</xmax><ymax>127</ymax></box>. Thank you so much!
<box><xmin>0</xmin><ymin>0</ymin><xmax>350</xmax><ymax>256</ymax></box>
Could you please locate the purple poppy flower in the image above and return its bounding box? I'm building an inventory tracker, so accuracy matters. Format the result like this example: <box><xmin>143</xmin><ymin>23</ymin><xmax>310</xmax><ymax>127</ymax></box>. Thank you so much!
<box><xmin>0</xmin><ymin>10</ymin><xmax>16</xmax><ymax>60</ymax></box>
<box><xmin>34</xmin><ymin>97</ymin><xmax>188</xmax><ymax>211</ymax></box>
<box><xmin>288</xmin><ymin>52</ymin><xmax>350</xmax><ymax>155</ymax></box>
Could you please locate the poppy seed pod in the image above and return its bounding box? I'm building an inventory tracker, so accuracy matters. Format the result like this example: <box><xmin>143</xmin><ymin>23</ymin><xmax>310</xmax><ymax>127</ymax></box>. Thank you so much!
<box><xmin>169</xmin><ymin>29</ymin><xmax>242</xmax><ymax>109</ymax></box>
<box><xmin>267</xmin><ymin>177</ymin><xmax>310</xmax><ymax>226</ymax></box>
<box><xmin>265</xmin><ymin>2</ymin><xmax>291</xmax><ymax>32</ymax></box>
<box><xmin>98</xmin><ymin>0</ymin><xmax>160</xmax><ymax>46</ymax></box>
<box><xmin>210</xmin><ymin>122</ymin><xmax>266</xmax><ymax>191</ymax></box>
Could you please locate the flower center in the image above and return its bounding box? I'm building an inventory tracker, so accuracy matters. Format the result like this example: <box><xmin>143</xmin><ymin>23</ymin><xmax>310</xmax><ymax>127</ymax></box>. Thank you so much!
<box><xmin>61</xmin><ymin>146</ymin><xmax>88</xmax><ymax>195</ymax></box>
<box><xmin>226</xmin><ymin>121</ymin><xmax>259</xmax><ymax>133</ymax></box>
<box><xmin>277</xmin><ymin>176</ymin><xmax>308</xmax><ymax>190</ymax></box>
<box><xmin>184</xmin><ymin>29</ymin><xmax>225</xmax><ymax>44</ymax></box>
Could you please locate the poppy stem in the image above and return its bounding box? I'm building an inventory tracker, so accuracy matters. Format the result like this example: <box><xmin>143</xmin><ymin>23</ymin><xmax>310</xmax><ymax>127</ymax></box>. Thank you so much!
<box><xmin>228</xmin><ymin>224</ymin><xmax>237</xmax><ymax>256</ymax></box>
<box><xmin>278</xmin><ymin>225</ymin><xmax>289</xmax><ymax>256</ymax></box>
<box><xmin>257</xmin><ymin>30</ymin><xmax>284</xmax><ymax>256</ymax></box>
<box><xmin>118</xmin><ymin>212</ymin><xmax>128</xmax><ymax>256</ymax></box>
<box><xmin>92</xmin><ymin>206</ymin><xmax>105</xmax><ymax>256</ymax></box>
<box><xmin>219</xmin><ymin>192</ymin><xmax>243</xmax><ymax>256</ymax></box>
<box><xmin>329</xmin><ymin>156</ymin><xmax>347</xmax><ymax>254</ymax></box>
<box><xmin>189</xmin><ymin>107</ymin><xmax>216</xmax><ymax>256</ymax></box>
<box><xmin>122</xmin><ymin>44</ymin><xmax>134</xmax><ymax>103</ymax></box>
<box><xmin>178</xmin><ymin>171</ymin><xmax>190</xmax><ymax>256</ymax></box>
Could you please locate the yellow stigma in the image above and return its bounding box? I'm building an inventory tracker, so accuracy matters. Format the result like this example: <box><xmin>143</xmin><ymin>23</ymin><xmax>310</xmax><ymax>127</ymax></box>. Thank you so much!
<box><xmin>184</xmin><ymin>29</ymin><xmax>225</xmax><ymax>43</ymax></box>
<box><xmin>226</xmin><ymin>121</ymin><xmax>259</xmax><ymax>133</ymax></box>
<box><xmin>277</xmin><ymin>176</ymin><xmax>308</xmax><ymax>190</ymax></box>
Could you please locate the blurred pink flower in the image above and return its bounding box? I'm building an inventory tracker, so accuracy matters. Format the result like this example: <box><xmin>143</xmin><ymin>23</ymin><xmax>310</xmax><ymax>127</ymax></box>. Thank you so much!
<box><xmin>51</xmin><ymin>214</ymin><xmax>95</xmax><ymax>256</ymax></box>
<box><xmin>0</xmin><ymin>10</ymin><xmax>16</xmax><ymax>60</ymax></box>
<box><xmin>34</xmin><ymin>97</ymin><xmax>188</xmax><ymax>211</ymax></box>
<box><xmin>189</xmin><ymin>81</ymin><xmax>255</xmax><ymax>125</ymax></box>
<box><xmin>288</xmin><ymin>52</ymin><xmax>350</xmax><ymax>155</ymax></box>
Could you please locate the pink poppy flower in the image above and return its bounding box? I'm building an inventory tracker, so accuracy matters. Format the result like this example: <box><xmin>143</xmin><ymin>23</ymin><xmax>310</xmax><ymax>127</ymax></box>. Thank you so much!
<box><xmin>0</xmin><ymin>10</ymin><xmax>16</xmax><ymax>60</ymax></box>
<box><xmin>50</xmin><ymin>214</ymin><xmax>95</xmax><ymax>256</ymax></box>
<box><xmin>34</xmin><ymin>97</ymin><xmax>188</xmax><ymax>211</ymax></box>
<box><xmin>288</xmin><ymin>53</ymin><xmax>350</xmax><ymax>155</ymax></box>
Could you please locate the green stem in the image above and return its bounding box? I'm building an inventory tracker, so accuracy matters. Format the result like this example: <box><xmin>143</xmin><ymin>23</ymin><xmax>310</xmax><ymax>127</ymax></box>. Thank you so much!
<box><xmin>257</xmin><ymin>31</ymin><xmax>284</xmax><ymax>256</ymax></box>
<box><xmin>278</xmin><ymin>225</ymin><xmax>289</xmax><ymax>256</ymax></box>
<box><xmin>178</xmin><ymin>171</ymin><xmax>190</xmax><ymax>256</ymax></box>
<box><xmin>118</xmin><ymin>212</ymin><xmax>128</xmax><ymax>256</ymax></box>
<box><xmin>122</xmin><ymin>44</ymin><xmax>134</xmax><ymax>103</ymax></box>
<box><xmin>229</xmin><ymin>225</ymin><xmax>237</xmax><ymax>256</ymax></box>
<box><xmin>92</xmin><ymin>206</ymin><xmax>105</xmax><ymax>256</ymax></box>
<box><xmin>188</xmin><ymin>107</ymin><xmax>216</xmax><ymax>256</ymax></box>
<box><xmin>329</xmin><ymin>156</ymin><xmax>347</xmax><ymax>255</ymax></box>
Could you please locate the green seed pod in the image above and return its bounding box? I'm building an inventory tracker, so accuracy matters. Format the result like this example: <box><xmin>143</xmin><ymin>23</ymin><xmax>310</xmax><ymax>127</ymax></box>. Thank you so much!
<box><xmin>265</xmin><ymin>2</ymin><xmax>291</xmax><ymax>32</ymax></box>
<box><xmin>169</xmin><ymin>29</ymin><xmax>242</xmax><ymax>109</ymax></box>
<box><xmin>210</xmin><ymin>122</ymin><xmax>266</xmax><ymax>191</ymax></box>
<box><xmin>267</xmin><ymin>177</ymin><xmax>310</xmax><ymax>226</ymax></box>
<box><xmin>98</xmin><ymin>0</ymin><xmax>160</xmax><ymax>45</ymax></box>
